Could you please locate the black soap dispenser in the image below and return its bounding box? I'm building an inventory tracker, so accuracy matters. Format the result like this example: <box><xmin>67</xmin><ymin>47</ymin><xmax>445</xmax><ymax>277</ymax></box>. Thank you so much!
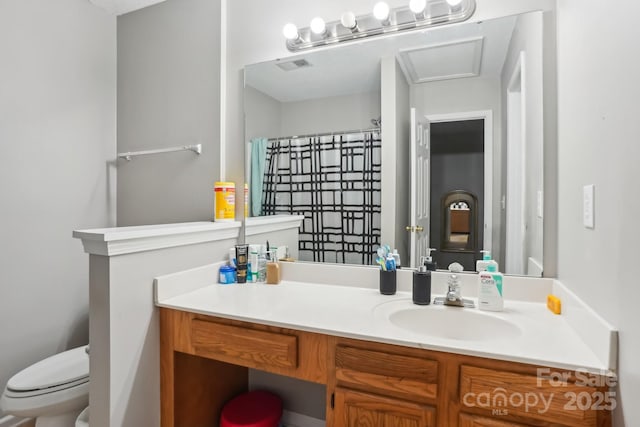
<box><xmin>424</xmin><ymin>248</ymin><xmax>437</xmax><ymax>271</ymax></box>
<box><xmin>413</xmin><ymin>256</ymin><xmax>431</xmax><ymax>305</ymax></box>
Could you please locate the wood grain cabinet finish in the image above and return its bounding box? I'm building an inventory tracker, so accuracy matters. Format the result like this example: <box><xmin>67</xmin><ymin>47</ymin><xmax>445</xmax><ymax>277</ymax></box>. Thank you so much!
<box><xmin>335</xmin><ymin>345</ymin><xmax>438</xmax><ymax>403</ymax></box>
<box><xmin>460</xmin><ymin>365</ymin><xmax>600</xmax><ymax>427</ymax></box>
<box><xmin>191</xmin><ymin>319</ymin><xmax>298</xmax><ymax>369</ymax></box>
<box><xmin>459</xmin><ymin>413</ymin><xmax>530</xmax><ymax>427</ymax></box>
<box><xmin>334</xmin><ymin>388</ymin><xmax>436</xmax><ymax>427</ymax></box>
<box><xmin>160</xmin><ymin>308</ymin><xmax>612</xmax><ymax>427</ymax></box>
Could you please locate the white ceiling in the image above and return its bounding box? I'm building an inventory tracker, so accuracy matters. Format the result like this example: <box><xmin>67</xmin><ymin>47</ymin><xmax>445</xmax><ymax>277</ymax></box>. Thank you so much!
<box><xmin>89</xmin><ymin>0</ymin><xmax>168</xmax><ymax>15</ymax></box>
<box><xmin>246</xmin><ymin>15</ymin><xmax>517</xmax><ymax>103</ymax></box>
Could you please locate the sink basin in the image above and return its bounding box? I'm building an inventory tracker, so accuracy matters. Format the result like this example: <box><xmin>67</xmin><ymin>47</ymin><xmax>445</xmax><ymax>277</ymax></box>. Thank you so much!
<box><xmin>386</xmin><ymin>305</ymin><xmax>522</xmax><ymax>341</ymax></box>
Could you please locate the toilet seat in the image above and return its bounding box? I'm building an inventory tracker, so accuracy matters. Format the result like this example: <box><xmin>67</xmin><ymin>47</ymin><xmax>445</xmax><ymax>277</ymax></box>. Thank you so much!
<box><xmin>4</xmin><ymin>377</ymin><xmax>88</xmax><ymax>398</ymax></box>
<box><xmin>0</xmin><ymin>346</ymin><xmax>89</xmax><ymax>419</ymax></box>
<box><xmin>6</xmin><ymin>346</ymin><xmax>88</xmax><ymax>393</ymax></box>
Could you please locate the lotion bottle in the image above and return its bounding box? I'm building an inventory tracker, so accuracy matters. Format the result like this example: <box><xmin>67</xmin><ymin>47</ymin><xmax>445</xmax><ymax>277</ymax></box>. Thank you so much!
<box><xmin>478</xmin><ymin>263</ymin><xmax>504</xmax><ymax>311</ymax></box>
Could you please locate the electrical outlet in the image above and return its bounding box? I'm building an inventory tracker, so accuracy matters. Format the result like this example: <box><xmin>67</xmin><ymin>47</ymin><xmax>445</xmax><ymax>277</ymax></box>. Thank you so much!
<box><xmin>583</xmin><ymin>185</ymin><xmax>595</xmax><ymax>229</ymax></box>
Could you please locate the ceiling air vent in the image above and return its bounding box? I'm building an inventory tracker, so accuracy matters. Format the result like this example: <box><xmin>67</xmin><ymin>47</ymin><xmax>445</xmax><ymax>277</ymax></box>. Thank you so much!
<box><xmin>276</xmin><ymin>59</ymin><xmax>312</xmax><ymax>71</ymax></box>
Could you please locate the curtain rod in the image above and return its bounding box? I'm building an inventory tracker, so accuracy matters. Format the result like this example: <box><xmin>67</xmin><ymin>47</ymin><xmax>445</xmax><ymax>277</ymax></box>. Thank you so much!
<box><xmin>266</xmin><ymin>127</ymin><xmax>380</xmax><ymax>142</ymax></box>
<box><xmin>118</xmin><ymin>144</ymin><xmax>202</xmax><ymax>161</ymax></box>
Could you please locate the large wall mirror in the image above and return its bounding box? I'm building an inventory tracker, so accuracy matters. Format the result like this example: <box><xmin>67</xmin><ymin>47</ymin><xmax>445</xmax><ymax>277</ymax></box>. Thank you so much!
<box><xmin>244</xmin><ymin>10</ymin><xmax>549</xmax><ymax>277</ymax></box>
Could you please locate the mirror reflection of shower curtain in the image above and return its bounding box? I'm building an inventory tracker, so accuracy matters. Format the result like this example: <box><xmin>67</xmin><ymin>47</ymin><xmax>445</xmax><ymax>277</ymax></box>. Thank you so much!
<box><xmin>261</xmin><ymin>131</ymin><xmax>381</xmax><ymax>265</ymax></box>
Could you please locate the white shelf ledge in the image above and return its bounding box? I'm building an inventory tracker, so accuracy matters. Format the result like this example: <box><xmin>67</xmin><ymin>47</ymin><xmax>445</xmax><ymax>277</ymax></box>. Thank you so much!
<box><xmin>245</xmin><ymin>215</ymin><xmax>304</xmax><ymax>236</ymax></box>
<box><xmin>73</xmin><ymin>221</ymin><xmax>241</xmax><ymax>256</ymax></box>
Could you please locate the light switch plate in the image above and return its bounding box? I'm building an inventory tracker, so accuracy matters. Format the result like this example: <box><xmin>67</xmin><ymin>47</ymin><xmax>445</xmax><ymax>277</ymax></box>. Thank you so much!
<box><xmin>583</xmin><ymin>184</ymin><xmax>595</xmax><ymax>229</ymax></box>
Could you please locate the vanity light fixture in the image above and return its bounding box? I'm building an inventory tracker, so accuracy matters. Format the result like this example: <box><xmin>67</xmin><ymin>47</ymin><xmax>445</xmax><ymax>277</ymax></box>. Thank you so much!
<box><xmin>409</xmin><ymin>0</ymin><xmax>427</xmax><ymax>20</ymax></box>
<box><xmin>446</xmin><ymin>0</ymin><xmax>463</xmax><ymax>11</ymax></box>
<box><xmin>282</xmin><ymin>23</ymin><xmax>302</xmax><ymax>43</ymax></box>
<box><xmin>282</xmin><ymin>0</ymin><xmax>476</xmax><ymax>52</ymax></box>
<box><xmin>341</xmin><ymin>11</ymin><xmax>359</xmax><ymax>33</ymax></box>
<box><xmin>310</xmin><ymin>17</ymin><xmax>328</xmax><ymax>37</ymax></box>
<box><xmin>373</xmin><ymin>2</ymin><xmax>391</xmax><ymax>26</ymax></box>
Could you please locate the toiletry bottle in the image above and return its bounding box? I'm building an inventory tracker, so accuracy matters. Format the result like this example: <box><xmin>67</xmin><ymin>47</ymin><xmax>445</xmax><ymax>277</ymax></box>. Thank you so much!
<box><xmin>257</xmin><ymin>245</ymin><xmax>267</xmax><ymax>283</ymax></box>
<box><xmin>392</xmin><ymin>249</ymin><xmax>401</xmax><ymax>269</ymax></box>
<box><xmin>235</xmin><ymin>244</ymin><xmax>249</xmax><ymax>283</ymax></box>
<box><xmin>249</xmin><ymin>245</ymin><xmax>259</xmax><ymax>283</ymax></box>
<box><xmin>476</xmin><ymin>250</ymin><xmax>499</xmax><ymax>272</ymax></box>
<box><xmin>412</xmin><ymin>256</ymin><xmax>431</xmax><ymax>305</ymax></box>
<box><xmin>478</xmin><ymin>263</ymin><xmax>504</xmax><ymax>311</ymax></box>
<box><xmin>424</xmin><ymin>248</ymin><xmax>437</xmax><ymax>271</ymax></box>
<box><xmin>266</xmin><ymin>251</ymin><xmax>281</xmax><ymax>284</ymax></box>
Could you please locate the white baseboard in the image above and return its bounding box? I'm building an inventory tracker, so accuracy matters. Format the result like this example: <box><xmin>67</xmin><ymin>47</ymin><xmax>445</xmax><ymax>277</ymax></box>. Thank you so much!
<box><xmin>281</xmin><ymin>410</ymin><xmax>325</xmax><ymax>427</ymax></box>
<box><xmin>0</xmin><ymin>415</ymin><xmax>34</xmax><ymax>427</ymax></box>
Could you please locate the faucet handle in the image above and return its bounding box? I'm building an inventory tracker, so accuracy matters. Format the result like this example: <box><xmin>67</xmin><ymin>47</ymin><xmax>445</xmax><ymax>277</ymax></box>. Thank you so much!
<box><xmin>448</xmin><ymin>262</ymin><xmax>464</xmax><ymax>273</ymax></box>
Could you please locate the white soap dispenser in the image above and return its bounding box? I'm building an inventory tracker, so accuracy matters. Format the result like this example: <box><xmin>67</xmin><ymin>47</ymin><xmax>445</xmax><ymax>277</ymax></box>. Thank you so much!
<box><xmin>476</xmin><ymin>250</ymin><xmax>499</xmax><ymax>272</ymax></box>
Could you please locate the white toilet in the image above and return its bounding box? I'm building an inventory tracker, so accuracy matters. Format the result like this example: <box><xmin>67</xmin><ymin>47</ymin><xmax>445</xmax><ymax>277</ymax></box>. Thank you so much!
<box><xmin>0</xmin><ymin>346</ymin><xmax>89</xmax><ymax>427</ymax></box>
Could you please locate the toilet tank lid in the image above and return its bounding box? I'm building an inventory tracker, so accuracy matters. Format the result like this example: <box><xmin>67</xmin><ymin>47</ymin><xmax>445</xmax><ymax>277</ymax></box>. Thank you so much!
<box><xmin>7</xmin><ymin>346</ymin><xmax>89</xmax><ymax>392</ymax></box>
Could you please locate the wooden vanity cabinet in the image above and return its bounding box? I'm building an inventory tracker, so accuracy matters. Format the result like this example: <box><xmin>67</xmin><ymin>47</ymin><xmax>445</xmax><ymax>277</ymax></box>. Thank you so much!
<box><xmin>160</xmin><ymin>308</ymin><xmax>612</xmax><ymax>427</ymax></box>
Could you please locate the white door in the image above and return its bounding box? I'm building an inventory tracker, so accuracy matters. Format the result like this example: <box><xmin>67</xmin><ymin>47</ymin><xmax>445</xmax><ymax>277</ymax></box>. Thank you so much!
<box><xmin>409</xmin><ymin>107</ymin><xmax>431</xmax><ymax>268</ymax></box>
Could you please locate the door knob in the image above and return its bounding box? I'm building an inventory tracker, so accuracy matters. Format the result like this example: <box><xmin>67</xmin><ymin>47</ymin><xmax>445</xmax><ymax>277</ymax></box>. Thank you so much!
<box><xmin>415</xmin><ymin>226</ymin><xmax>424</xmax><ymax>232</ymax></box>
<box><xmin>406</xmin><ymin>226</ymin><xmax>424</xmax><ymax>232</ymax></box>
<box><xmin>406</xmin><ymin>226</ymin><xmax>414</xmax><ymax>232</ymax></box>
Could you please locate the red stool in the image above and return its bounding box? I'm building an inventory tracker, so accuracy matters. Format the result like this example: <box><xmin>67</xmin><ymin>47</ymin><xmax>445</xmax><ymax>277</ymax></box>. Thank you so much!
<box><xmin>220</xmin><ymin>390</ymin><xmax>282</xmax><ymax>427</ymax></box>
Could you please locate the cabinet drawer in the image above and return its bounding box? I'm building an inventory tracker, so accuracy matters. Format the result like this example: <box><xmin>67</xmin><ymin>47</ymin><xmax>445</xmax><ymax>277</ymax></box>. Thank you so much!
<box><xmin>191</xmin><ymin>319</ymin><xmax>297</xmax><ymax>370</ymax></box>
<box><xmin>459</xmin><ymin>413</ymin><xmax>528</xmax><ymax>427</ymax></box>
<box><xmin>335</xmin><ymin>345</ymin><xmax>438</xmax><ymax>402</ymax></box>
<box><xmin>460</xmin><ymin>365</ymin><xmax>598</xmax><ymax>427</ymax></box>
<box><xmin>334</xmin><ymin>387</ymin><xmax>436</xmax><ymax>427</ymax></box>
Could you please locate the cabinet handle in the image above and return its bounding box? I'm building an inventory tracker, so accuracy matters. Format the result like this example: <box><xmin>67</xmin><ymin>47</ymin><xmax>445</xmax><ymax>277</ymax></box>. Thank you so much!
<box><xmin>331</xmin><ymin>392</ymin><xmax>335</xmax><ymax>409</ymax></box>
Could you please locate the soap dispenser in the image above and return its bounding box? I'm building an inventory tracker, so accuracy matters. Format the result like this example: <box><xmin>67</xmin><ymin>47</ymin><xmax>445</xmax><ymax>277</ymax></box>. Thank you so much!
<box><xmin>476</xmin><ymin>250</ymin><xmax>499</xmax><ymax>272</ymax></box>
<box><xmin>412</xmin><ymin>256</ymin><xmax>431</xmax><ymax>305</ymax></box>
<box><xmin>424</xmin><ymin>248</ymin><xmax>437</xmax><ymax>271</ymax></box>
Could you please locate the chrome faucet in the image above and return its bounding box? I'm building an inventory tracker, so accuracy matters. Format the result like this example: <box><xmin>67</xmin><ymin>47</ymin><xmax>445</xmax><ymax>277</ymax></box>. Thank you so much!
<box><xmin>446</xmin><ymin>264</ymin><xmax>463</xmax><ymax>303</ymax></box>
<box><xmin>433</xmin><ymin>262</ymin><xmax>475</xmax><ymax>308</ymax></box>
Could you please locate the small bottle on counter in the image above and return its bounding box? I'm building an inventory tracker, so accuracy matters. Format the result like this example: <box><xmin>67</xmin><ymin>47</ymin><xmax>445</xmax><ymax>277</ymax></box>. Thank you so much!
<box><xmin>235</xmin><ymin>244</ymin><xmax>248</xmax><ymax>283</ymax></box>
<box><xmin>266</xmin><ymin>251</ymin><xmax>281</xmax><ymax>284</ymax></box>
<box><xmin>257</xmin><ymin>246</ymin><xmax>267</xmax><ymax>283</ymax></box>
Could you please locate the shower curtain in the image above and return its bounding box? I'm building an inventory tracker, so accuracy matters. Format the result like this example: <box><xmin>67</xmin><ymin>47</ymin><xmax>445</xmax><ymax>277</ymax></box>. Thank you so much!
<box><xmin>261</xmin><ymin>130</ymin><xmax>381</xmax><ymax>265</ymax></box>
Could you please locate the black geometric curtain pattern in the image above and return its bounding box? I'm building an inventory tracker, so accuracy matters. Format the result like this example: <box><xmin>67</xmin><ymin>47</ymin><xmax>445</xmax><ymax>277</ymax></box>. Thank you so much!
<box><xmin>261</xmin><ymin>131</ymin><xmax>381</xmax><ymax>265</ymax></box>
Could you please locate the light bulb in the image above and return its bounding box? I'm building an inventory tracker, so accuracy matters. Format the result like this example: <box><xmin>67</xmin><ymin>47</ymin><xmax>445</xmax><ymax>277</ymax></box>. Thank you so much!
<box><xmin>446</xmin><ymin>0</ymin><xmax>463</xmax><ymax>6</ymax></box>
<box><xmin>310</xmin><ymin>17</ymin><xmax>326</xmax><ymax>35</ymax></box>
<box><xmin>409</xmin><ymin>0</ymin><xmax>426</xmax><ymax>14</ymax></box>
<box><xmin>373</xmin><ymin>2</ymin><xmax>390</xmax><ymax>21</ymax></box>
<box><xmin>282</xmin><ymin>23</ymin><xmax>299</xmax><ymax>40</ymax></box>
<box><xmin>341</xmin><ymin>11</ymin><xmax>357</xmax><ymax>30</ymax></box>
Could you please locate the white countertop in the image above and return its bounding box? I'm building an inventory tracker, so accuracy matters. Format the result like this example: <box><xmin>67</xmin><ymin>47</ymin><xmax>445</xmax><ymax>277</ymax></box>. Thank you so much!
<box><xmin>156</xmin><ymin>277</ymin><xmax>613</xmax><ymax>375</ymax></box>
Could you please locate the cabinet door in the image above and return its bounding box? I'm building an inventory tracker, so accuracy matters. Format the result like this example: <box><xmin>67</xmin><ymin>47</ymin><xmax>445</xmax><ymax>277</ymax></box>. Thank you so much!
<box><xmin>334</xmin><ymin>388</ymin><xmax>435</xmax><ymax>427</ymax></box>
<box><xmin>459</xmin><ymin>413</ymin><xmax>529</xmax><ymax>427</ymax></box>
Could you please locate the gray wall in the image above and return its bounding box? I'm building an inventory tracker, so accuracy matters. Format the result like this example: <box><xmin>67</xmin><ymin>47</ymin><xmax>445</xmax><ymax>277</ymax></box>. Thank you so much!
<box><xmin>244</xmin><ymin>85</ymin><xmax>282</xmax><ymax>142</ymax></box>
<box><xmin>0</xmin><ymin>0</ymin><xmax>116</xmax><ymax>416</ymax></box>
<box><xmin>117</xmin><ymin>0</ymin><xmax>221</xmax><ymax>226</ymax></box>
<box><xmin>556</xmin><ymin>1</ymin><xmax>640</xmax><ymax>425</ymax></box>
<box><xmin>244</xmin><ymin>85</ymin><xmax>381</xmax><ymax>140</ymax></box>
<box><xmin>280</xmin><ymin>91</ymin><xmax>381</xmax><ymax>136</ymax></box>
